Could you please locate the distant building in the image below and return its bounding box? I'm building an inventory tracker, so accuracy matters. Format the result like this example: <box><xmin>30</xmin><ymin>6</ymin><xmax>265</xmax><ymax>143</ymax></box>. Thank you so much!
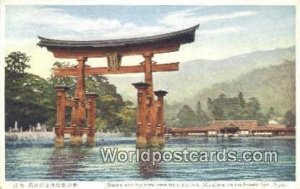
<box><xmin>206</xmin><ymin>120</ymin><xmax>257</xmax><ymax>136</ymax></box>
<box><xmin>168</xmin><ymin>120</ymin><xmax>295</xmax><ymax>137</ymax></box>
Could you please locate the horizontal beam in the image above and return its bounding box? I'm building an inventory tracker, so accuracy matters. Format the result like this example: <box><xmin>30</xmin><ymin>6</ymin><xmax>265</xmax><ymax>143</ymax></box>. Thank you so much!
<box><xmin>53</xmin><ymin>62</ymin><xmax>179</xmax><ymax>76</ymax></box>
<box><xmin>65</xmin><ymin>99</ymin><xmax>92</xmax><ymax>109</ymax></box>
<box><xmin>49</xmin><ymin>44</ymin><xmax>181</xmax><ymax>58</ymax></box>
<box><xmin>63</xmin><ymin>127</ymin><xmax>91</xmax><ymax>134</ymax></box>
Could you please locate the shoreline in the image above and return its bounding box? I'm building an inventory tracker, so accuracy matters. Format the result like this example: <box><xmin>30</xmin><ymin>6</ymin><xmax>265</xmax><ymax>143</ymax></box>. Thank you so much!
<box><xmin>5</xmin><ymin>132</ymin><xmax>295</xmax><ymax>140</ymax></box>
<box><xmin>167</xmin><ymin>135</ymin><xmax>295</xmax><ymax>140</ymax></box>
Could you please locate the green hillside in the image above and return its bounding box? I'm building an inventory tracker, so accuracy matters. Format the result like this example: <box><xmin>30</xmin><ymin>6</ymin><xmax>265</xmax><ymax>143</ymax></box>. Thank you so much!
<box><xmin>191</xmin><ymin>60</ymin><xmax>295</xmax><ymax>115</ymax></box>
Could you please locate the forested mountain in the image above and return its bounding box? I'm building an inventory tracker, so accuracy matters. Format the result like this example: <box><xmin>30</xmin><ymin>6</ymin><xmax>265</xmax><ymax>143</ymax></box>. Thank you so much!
<box><xmin>166</xmin><ymin>61</ymin><xmax>295</xmax><ymax>127</ymax></box>
<box><xmin>191</xmin><ymin>60</ymin><xmax>295</xmax><ymax>114</ymax></box>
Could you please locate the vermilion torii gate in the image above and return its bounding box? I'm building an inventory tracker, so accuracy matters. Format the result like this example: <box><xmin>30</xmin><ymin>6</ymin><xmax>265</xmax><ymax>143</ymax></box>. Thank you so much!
<box><xmin>38</xmin><ymin>25</ymin><xmax>199</xmax><ymax>148</ymax></box>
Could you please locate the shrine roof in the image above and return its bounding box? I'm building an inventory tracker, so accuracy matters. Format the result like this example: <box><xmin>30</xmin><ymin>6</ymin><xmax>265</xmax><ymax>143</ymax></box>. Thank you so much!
<box><xmin>37</xmin><ymin>25</ymin><xmax>199</xmax><ymax>58</ymax></box>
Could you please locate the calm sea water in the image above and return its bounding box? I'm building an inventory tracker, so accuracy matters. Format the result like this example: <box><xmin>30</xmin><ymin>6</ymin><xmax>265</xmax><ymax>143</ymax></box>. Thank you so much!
<box><xmin>5</xmin><ymin>135</ymin><xmax>295</xmax><ymax>181</ymax></box>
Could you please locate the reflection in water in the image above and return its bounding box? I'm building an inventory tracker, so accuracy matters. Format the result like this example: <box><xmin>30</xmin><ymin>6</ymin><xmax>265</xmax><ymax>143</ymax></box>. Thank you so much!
<box><xmin>47</xmin><ymin>147</ymin><xmax>90</xmax><ymax>180</ymax></box>
<box><xmin>137</xmin><ymin>148</ymin><xmax>163</xmax><ymax>179</ymax></box>
<box><xmin>5</xmin><ymin>137</ymin><xmax>296</xmax><ymax>181</ymax></box>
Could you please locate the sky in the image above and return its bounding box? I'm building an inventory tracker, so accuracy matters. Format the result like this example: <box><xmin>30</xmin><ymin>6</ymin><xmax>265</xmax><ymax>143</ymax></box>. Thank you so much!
<box><xmin>4</xmin><ymin>5</ymin><xmax>295</xmax><ymax>78</ymax></box>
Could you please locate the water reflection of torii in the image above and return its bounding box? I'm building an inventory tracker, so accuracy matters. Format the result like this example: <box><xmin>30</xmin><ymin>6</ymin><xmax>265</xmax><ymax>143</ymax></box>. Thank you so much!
<box><xmin>37</xmin><ymin>25</ymin><xmax>199</xmax><ymax>148</ymax></box>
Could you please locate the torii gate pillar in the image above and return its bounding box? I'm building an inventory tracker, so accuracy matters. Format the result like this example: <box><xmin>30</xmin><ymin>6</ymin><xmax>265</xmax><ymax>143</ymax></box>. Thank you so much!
<box><xmin>154</xmin><ymin>90</ymin><xmax>168</xmax><ymax>147</ymax></box>
<box><xmin>54</xmin><ymin>85</ymin><xmax>69</xmax><ymax>148</ymax></box>
<box><xmin>133</xmin><ymin>82</ymin><xmax>150</xmax><ymax>148</ymax></box>
<box><xmin>70</xmin><ymin>57</ymin><xmax>87</xmax><ymax>147</ymax></box>
<box><xmin>143</xmin><ymin>53</ymin><xmax>160</xmax><ymax>147</ymax></box>
<box><xmin>86</xmin><ymin>93</ymin><xmax>98</xmax><ymax>146</ymax></box>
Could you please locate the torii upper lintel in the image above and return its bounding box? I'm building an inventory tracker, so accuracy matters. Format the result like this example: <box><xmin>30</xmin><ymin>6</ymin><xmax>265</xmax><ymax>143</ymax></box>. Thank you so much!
<box><xmin>37</xmin><ymin>25</ymin><xmax>199</xmax><ymax>58</ymax></box>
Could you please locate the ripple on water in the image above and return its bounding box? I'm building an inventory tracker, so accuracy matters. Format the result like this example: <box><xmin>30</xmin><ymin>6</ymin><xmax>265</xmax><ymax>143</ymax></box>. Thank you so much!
<box><xmin>5</xmin><ymin>137</ymin><xmax>295</xmax><ymax>181</ymax></box>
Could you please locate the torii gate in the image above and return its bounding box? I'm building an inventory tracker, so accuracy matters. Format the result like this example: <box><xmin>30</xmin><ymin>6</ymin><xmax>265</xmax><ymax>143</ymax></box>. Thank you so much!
<box><xmin>38</xmin><ymin>25</ymin><xmax>199</xmax><ymax>148</ymax></box>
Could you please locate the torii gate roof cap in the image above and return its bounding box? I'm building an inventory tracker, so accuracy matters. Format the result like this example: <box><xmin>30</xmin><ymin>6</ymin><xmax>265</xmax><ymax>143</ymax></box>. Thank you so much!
<box><xmin>86</xmin><ymin>92</ymin><xmax>99</xmax><ymax>97</ymax></box>
<box><xmin>132</xmin><ymin>82</ymin><xmax>150</xmax><ymax>89</ymax></box>
<box><xmin>37</xmin><ymin>25</ymin><xmax>199</xmax><ymax>55</ymax></box>
<box><xmin>54</xmin><ymin>85</ymin><xmax>70</xmax><ymax>90</ymax></box>
<box><xmin>37</xmin><ymin>25</ymin><xmax>199</xmax><ymax>48</ymax></box>
<box><xmin>154</xmin><ymin>90</ymin><xmax>168</xmax><ymax>97</ymax></box>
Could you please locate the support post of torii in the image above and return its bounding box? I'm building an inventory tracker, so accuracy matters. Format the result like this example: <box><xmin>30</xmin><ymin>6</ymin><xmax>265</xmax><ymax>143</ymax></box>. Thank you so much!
<box><xmin>86</xmin><ymin>93</ymin><xmax>98</xmax><ymax>146</ymax></box>
<box><xmin>132</xmin><ymin>82</ymin><xmax>150</xmax><ymax>148</ymax></box>
<box><xmin>154</xmin><ymin>90</ymin><xmax>168</xmax><ymax>147</ymax></box>
<box><xmin>70</xmin><ymin>57</ymin><xmax>87</xmax><ymax>147</ymax></box>
<box><xmin>54</xmin><ymin>85</ymin><xmax>69</xmax><ymax>147</ymax></box>
<box><xmin>143</xmin><ymin>53</ymin><xmax>159</xmax><ymax>147</ymax></box>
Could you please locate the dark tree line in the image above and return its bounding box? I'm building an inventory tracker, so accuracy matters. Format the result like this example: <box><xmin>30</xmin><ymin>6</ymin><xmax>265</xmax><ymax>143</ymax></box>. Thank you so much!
<box><xmin>207</xmin><ymin>92</ymin><xmax>267</xmax><ymax>125</ymax></box>
<box><xmin>5</xmin><ymin>52</ymin><xmax>136</xmax><ymax>133</ymax></box>
<box><xmin>5</xmin><ymin>52</ymin><xmax>51</xmax><ymax>130</ymax></box>
<box><xmin>176</xmin><ymin>102</ymin><xmax>210</xmax><ymax>127</ymax></box>
<box><xmin>174</xmin><ymin>92</ymin><xmax>295</xmax><ymax>127</ymax></box>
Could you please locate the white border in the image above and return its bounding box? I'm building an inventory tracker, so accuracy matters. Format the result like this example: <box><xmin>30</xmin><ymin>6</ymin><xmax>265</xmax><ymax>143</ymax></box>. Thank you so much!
<box><xmin>0</xmin><ymin>0</ymin><xmax>299</xmax><ymax>189</ymax></box>
<box><xmin>295</xmin><ymin>0</ymin><xmax>299</xmax><ymax>185</ymax></box>
<box><xmin>0</xmin><ymin>1</ymin><xmax>6</xmax><ymax>189</ymax></box>
<box><xmin>1</xmin><ymin>0</ymin><xmax>298</xmax><ymax>5</ymax></box>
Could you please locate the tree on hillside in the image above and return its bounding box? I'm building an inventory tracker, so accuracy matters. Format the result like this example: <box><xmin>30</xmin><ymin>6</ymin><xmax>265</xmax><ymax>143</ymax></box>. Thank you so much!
<box><xmin>177</xmin><ymin>105</ymin><xmax>198</xmax><ymax>127</ymax></box>
<box><xmin>283</xmin><ymin>110</ymin><xmax>296</xmax><ymax>127</ymax></box>
<box><xmin>208</xmin><ymin>93</ymin><xmax>244</xmax><ymax>120</ymax></box>
<box><xmin>238</xmin><ymin>91</ymin><xmax>246</xmax><ymax>108</ymax></box>
<box><xmin>116</xmin><ymin>101</ymin><xmax>136</xmax><ymax>135</ymax></box>
<box><xmin>196</xmin><ymin>101</ymin><xmax>210</xmax><ymax>126</ymax></box>
<box><xmin>207</xmin><ymin>98</ymin><xmax>214</xmax><ymax>118</ymax></box>
<box><xmin>208</xmin><ymin>94</ymin><xmax>226</xmax><ymax>120</ymax></box>
<box><xmin>266</xmin><ymin>107</ymin><xmax>275</xmax><ymax>122</ymax></box>
<box><xmin>246</xmin><ymin>97</ymin><xmax>267</xmax><ymax>125</ymax></box>
<box><xmin>5</xmin><ymin>52</ymin><xmax>51</xmax><ymax>131</ymax></box>
<box><xmin>5</xmin><ymin>52</ymin><xmax>30</xmax><ymax>74</ymax></box>
<box><xmin>207</xmin><ymin>93</ymin><xmax>267</xmax><ymax>125</ymax></box>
